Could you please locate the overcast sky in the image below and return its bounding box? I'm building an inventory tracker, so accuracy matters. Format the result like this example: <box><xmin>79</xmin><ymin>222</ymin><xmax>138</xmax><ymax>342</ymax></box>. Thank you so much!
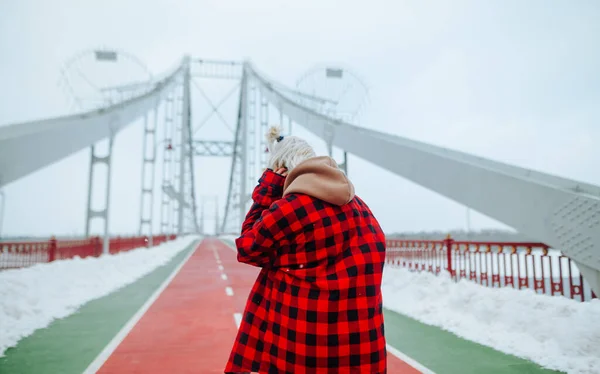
<box><xmin>1</xmin><ymin>0</ymin><xmax>599</xmax><ymax>238</ymax></box>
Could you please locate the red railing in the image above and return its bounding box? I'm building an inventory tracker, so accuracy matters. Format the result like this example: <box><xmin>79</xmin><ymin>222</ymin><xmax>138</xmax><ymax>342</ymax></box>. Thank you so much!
<box><xmin>386</xmin><ymin>236</ymin><xmax>597</xmax><ymax>302</ymax></box>
<box><xmin>0</xmin><ymin>234</ymin><xmax>177</xmax><ymax>270</ymax></box>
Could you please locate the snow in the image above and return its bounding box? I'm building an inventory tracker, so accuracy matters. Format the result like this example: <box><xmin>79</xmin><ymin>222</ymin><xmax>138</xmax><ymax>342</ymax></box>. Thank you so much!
<box><xmin>0</xmin><ymin>235</ymin><xmax>199</xmax><ymax>357</ymax></box>
<box><xmin>382</xmin><ymin>267</ymin><xmax>600</xmax><ymax>374</ymax></box>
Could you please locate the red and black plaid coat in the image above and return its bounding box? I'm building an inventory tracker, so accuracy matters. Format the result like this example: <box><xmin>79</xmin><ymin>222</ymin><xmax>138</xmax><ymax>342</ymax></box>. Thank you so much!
<box><xmin>225</xmin><ymin>169</ymin><xmax>387</xmax><ymax>373</ymax></box>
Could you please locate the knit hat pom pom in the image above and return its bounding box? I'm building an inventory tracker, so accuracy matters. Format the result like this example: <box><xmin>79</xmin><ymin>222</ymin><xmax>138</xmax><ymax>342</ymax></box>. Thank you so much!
<box><xmin>266</xmin><ymin>126</ymin><xmax>283</xmax><ymax>145</ymax></box>
<box><xmin>266</xmin><ymin>126</ymin><xmax>285</xmax><ymax>155</ymax></box>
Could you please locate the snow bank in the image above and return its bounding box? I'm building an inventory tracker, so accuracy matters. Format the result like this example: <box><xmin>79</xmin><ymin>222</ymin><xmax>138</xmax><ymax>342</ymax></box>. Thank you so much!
<box><xmin>382</xmin><ymin>267</ymin><xmax>600</xmax><ymax>374</ymax></box>
<box><xmin>0</xmin><ymin>235</ymin><xmax>199</xmax><ymax>357</ymax></box>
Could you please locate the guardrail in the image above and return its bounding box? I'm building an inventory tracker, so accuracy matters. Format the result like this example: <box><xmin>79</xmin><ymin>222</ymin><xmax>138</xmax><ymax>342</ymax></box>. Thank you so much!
<box><xmin>386</xmin><ymin>236</ymin><xmax>597</xmax><ymax>302</ymax></box>
<box><xmin>0</xmin><ymin>234</ymin><xmax>177</xmax><ymax>270</ymax></box>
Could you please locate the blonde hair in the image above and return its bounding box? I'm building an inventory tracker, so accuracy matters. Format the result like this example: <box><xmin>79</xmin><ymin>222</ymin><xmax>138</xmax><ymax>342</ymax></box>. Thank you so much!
<box><xmin>266</xmin><ymin>126</ymin><xmax>316</xmax><ymax>171</ymax></box>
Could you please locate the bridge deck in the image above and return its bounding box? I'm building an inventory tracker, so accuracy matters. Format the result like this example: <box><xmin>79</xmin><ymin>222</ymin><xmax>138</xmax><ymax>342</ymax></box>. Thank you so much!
<box><xmin>0</xmin><ymin>238</ymin><xmax>561</xmax><ymax>374</ymax></box>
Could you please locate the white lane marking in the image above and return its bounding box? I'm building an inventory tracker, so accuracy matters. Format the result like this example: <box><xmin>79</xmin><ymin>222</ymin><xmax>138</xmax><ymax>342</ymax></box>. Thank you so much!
<box><xmin>386</xmin><ymin>344</ymin><xmax>436</xmax><ymax>374</ymax></box>
<box><xmin>212</xmin><ymin>247</ymin><xmax>221</xmax><ymax>261</ymax></box>
<box><xmin>221</xmin><ymin>273</ymin><xmax>228</xmax><ymax>280</ymax></box>
<box><xmin>218</xmin><ymin>265</ymin><xmax>224</xmax><ymax>271</ymax></box>
<box><xmin>225</xmin><ymin>286</ymin><xmax>234</xmax><ymax>296</ymax></box>
<box><xmin>83</xmin><ymin>242</ymin><xmax>199</xmax><ymax>374</ymax></box>
<box><xmin>233</xmin><ymin>313</ymin><xmax>242</xmax><ymax>329</ymax></box>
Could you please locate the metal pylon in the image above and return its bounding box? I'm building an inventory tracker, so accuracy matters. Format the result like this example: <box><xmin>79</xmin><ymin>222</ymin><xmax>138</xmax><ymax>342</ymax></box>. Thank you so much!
<box><xmin>139</xmin><ymin>104</ymin><xmax>159</xmax><ymax>245</ymax></box>
<box><xmin>156</xmin><ymin>57</ymin><xmax>200</xmax><ymax>235</ymax></box>
<box><xmin>259</xmin><ymin>93</ymin><xmax>269</xmax><ymax>168</ymax></box>
<box><xmin>222</xmin><ymin>67</ymin><xmax>281</xmax><ymax>233</ymax></box>
<box><xmin>171</xmin><ymin>79</ymin><xmax>183</xmax><ymax>233</ymax></box>
<box><xmin>247</xmin><ymin>81</ymin><xmax>257</xmax><ymax>203</ymax></box>
<box><xmin>160</xmin><ymin>92</ymin><xmax>176</xmax><ymax>234</ymax></box>
<box><xmin>222</xmin><ymin>70</ymin><xmax>247</xmax><ymax>233</ymax></box>
<box><xmin>176</xmin><ymin>56</ymin><xmax>199</xmax><ymax>234</ymax></box>
<box><xmin>85</xmin><ymin>135</ymin><xmax>115</xmax><ymax>254</ymax></box>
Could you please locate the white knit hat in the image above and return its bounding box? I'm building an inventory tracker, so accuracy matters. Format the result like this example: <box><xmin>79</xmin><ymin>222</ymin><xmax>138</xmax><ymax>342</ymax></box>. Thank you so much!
<box><xmin>265</xmin><ymin>126</ymin><xmax>316</xmax><ymax>171</ymax></box>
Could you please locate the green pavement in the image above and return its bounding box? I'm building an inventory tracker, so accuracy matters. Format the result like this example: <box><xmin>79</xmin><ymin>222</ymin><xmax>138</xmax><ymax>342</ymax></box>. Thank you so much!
<box><xmin>0</xmin><ymin>242</ymin><xmax>197</xmax><ymax>374</ymax></box>
<box><xmin>383</xmin><ymin>309</ymin><xmax>563</xmax><ymax>374</ymax></box>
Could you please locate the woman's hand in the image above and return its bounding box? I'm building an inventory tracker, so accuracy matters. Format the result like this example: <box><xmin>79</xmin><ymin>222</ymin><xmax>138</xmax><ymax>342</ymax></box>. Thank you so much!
<box><xmin>274</xmin><ymin>168</ymin><xmax>288</xmax><ymax>177</ymax></box>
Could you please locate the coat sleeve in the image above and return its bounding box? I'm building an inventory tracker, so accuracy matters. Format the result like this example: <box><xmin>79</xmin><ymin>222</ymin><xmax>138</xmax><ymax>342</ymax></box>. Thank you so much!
<box><xmin>235</xmin><ymin>169</ymin><xmax>289</xmax><ymax>268</ymax></box>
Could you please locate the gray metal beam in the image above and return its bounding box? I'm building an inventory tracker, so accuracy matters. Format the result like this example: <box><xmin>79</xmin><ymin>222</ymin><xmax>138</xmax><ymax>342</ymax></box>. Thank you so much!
<box><xmin>222</xmin><ymin>71</ymin><xmax>247</xmax><ymax>233</ymax></box>
<box><xmin>184</xmin><ymin>76</ymin><xmax>201</xmax><ymax>235</ymax></box>
<box><xmin>239</xmin><ymin>73</ymin><xmax>249</xmax><ymax>228</ymax></box>
<box><xmin>178</xmin><ymin>57</ymin><xmax>192</xmax><ymax>234</ymax></box>
<box><xmin>246</xmin><ymin>63</ymin><xmax>600</xmax><ymax>296</ymax></box>
<box><xmin>101</xmin><ymin>136</ymin><xmax>114</xmax><ymax>254</ymax></box>
<box><xmin>139</xmin><ymin>105</ymin><xmax>159</xmax><ymax>245</ymax></box>
<box><xmin>162</xmin><ymin>185</ymin><xmax>190</xmax><ymax>208</ymax></box>
<box><xmin>0</xmin><ymin>60</ymin><xmax>186</xmax><ymax>188</ymax></box>
<box><xmin>193</xmin><ymin>140</ymin><xmax>234</xmax><ymax>157</ymax></box>
<box><xmin>160</xmin><ymin>93</ymin><xmax>176</xmax><ymax>234</ymax></box>
<box><xmin>192</xmin><ymin>59</ymin><xmax>243</xmax><ymax>80</ymax></box>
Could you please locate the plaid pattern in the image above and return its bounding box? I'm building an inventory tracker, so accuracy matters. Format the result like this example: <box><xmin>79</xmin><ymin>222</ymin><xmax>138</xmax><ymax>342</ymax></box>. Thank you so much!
<box><xmin>225</xmin><ymin>169</ymin><xmax>387</xmax><ymax>374</ymax></box>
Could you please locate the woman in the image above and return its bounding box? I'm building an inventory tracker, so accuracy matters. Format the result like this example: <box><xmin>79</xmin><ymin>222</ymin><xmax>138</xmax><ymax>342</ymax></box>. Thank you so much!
<box><xmin>225</xmin><ymin>127</ymin><xmax>387</xmax><ymax>373</ymax></box>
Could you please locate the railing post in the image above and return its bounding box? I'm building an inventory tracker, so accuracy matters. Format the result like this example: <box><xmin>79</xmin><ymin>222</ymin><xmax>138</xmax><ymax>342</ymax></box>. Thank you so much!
<box><xmin>444</xmin><ymin>234</ymin><xmax>454</xmax><ymax>278</ymax></box>
<box><xmin>48</xmin><ymin>236</ymin><xmax>57</xmax><ymax>262</ymax></box>
<box><xmin>94</xmin><ymin>236</ymin><xmax>102</xmax><ymax>257</ymax></box>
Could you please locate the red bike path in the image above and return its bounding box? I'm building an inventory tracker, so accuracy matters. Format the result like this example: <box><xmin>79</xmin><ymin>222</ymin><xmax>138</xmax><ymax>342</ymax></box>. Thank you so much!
<box><xmin>97</xmin><ymin>237</ymin><xmax>420</xmax><ymax>373</ymax></box>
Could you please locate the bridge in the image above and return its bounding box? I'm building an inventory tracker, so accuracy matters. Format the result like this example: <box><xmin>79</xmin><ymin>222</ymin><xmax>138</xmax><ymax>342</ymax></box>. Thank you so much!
<box><xmin>1</xmin><ymin>53</ymin><xmax>599</xmax><ymax>373</ymax></box>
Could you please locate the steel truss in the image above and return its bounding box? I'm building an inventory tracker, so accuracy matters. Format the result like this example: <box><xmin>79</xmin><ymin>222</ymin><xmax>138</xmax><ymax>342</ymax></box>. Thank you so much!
<box><xmin>187</xmin><ymin>59</ymin><xmax>244</xmax><ymax>234</ymax></box>
<box><xmin>194</xmin><ymin>141</ymin><xmax>234</xmax><ymax>157</ymax></box>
